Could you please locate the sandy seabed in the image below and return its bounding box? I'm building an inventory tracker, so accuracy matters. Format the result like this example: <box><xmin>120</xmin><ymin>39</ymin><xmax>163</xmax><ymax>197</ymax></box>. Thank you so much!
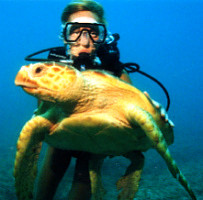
<box><xmin>1</xmin><ymin>142</ymin><xmax>202</xmax><ymax>200</ymax></box>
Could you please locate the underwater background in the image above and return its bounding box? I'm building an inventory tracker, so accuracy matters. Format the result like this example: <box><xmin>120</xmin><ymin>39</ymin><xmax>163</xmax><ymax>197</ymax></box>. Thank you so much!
<box><xmin>0</xmin><ymin>0</ymin><xmax>202</xmax><ymax>199</ymax></box>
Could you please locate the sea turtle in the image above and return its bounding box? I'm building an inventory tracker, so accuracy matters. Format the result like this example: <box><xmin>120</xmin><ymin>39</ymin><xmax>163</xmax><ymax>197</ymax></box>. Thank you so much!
<box><xmin>14</xmin><ymin>62</ymin><xmax>196</xmax><ymax>200</ymax></box>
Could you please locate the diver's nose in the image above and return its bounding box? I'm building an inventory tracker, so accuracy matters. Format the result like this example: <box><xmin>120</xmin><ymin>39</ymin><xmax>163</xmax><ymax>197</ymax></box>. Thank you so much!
<box><xmin>79</xmin><ymin>31</ymin><xmax>90</xmax><ymax>46</ymax></box>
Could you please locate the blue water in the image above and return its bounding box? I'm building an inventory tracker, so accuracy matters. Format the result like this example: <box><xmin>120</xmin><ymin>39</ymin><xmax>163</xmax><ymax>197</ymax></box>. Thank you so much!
<box><xmin>0</xmin><ymin>0</ymin><xmax>202</xmax><ymax>199</ymax></box>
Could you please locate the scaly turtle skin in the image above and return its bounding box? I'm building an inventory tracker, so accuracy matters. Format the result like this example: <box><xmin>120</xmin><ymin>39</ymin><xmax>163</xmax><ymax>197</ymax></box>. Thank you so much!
<box><xmin>14</xmin><ymin>62</ymin><xmax>196</xmax><ymax>200</ymax></box>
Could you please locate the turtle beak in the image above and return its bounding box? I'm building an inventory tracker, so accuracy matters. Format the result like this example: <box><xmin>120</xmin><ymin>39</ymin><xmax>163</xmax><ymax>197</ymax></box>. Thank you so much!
<box><xmin>15</xmin><ymin>66</ymin><xmax>38</xmax><ymax>89</ymax></box>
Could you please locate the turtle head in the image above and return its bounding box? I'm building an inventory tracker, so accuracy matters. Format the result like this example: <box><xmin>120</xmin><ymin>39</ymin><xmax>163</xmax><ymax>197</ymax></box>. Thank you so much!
<box><xmin>15</xmin><ymin>62</ymin><xmax>83</xmax><ymax>103</ymax></box>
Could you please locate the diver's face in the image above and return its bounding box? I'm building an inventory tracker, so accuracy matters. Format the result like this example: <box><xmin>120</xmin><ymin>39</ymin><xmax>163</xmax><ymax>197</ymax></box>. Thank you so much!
<box><xmin>67</xmin><ymin>11</ymin><xmax>99</xmax><ymax>57</ymax></box>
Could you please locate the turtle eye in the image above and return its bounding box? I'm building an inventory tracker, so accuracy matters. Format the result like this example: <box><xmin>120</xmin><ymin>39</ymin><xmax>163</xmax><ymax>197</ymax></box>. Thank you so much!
<box><xmin>31</xmin><ymin>64</ymin><xmax>47</xmax><ymax>77</ymax></box>
<box><xmin>35</xmin><ymin>66</ymin><xmax>43</xmax><ymax>74</ymax></box>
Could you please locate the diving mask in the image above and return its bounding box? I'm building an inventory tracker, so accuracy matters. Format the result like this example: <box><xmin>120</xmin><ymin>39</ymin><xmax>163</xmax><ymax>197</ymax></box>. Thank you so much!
<box><xmin>63</xmin><ymin>22</ymin><xmax>107</xmax><ymax>44</ymax></box>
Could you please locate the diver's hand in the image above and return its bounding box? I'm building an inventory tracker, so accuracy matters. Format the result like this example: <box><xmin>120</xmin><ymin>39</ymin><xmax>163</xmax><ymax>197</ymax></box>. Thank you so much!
<box><xmin>144</xmin><ymin>91</ymin><xmax>174</xmax><ymax>127</ymax></box>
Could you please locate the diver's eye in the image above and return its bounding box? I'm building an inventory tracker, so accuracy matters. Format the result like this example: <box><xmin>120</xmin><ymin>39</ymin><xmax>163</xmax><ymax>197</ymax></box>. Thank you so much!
<box><xmin>90</xmin><ymin>31</ymin><xmax>99</xmax><ymax>38</ymax></box>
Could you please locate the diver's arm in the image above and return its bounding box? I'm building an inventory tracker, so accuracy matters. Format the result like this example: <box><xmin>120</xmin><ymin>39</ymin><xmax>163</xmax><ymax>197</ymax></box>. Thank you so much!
<box><xmin>120</xmin><ymin>70</ymin><xmax>174</xmax><ymax>127</ymax></box>
<box><xmin>144</xmin><ymin>91</ymin><xmax>174</xmax><ymax>127</ymax></box>
<box><xmin>119</xmin><ymin>70</ymin><xmax>132</xmax><ymax>84</ymax></box>
<box><xmin>36</xmin><ymin>147</ymin><xmax>72</xmax><ymax>200</ymax></box>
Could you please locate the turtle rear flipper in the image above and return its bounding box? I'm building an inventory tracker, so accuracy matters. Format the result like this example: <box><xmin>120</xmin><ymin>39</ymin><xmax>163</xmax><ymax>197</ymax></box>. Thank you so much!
<box><xmin>128</xmin><ymin>106</ymin><xmax>197</xmax><ymax>200</ymax></box>
<box><xmin>14</xmin><ymin>116</ymin><xmax>53</xmax><ymax>200</ymax></box>
<box><xmin>117</xmin><ymin>151</ymin><xmax>144</xmax><ymax>200</ymax></box>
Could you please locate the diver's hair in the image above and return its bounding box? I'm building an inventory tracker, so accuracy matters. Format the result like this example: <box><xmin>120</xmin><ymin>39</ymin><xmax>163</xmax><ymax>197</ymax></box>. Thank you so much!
<box><xmin>61</xmin><ymin>0</ymin><xmax>106</xmax><ymax>24</ymax></box>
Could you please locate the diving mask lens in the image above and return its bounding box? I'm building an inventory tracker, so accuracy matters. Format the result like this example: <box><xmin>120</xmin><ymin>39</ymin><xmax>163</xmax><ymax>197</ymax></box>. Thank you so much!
<box><xmin>63</xmin><ymin>23</ymin><xmax>107</xmax><ymax>44</ymax></box>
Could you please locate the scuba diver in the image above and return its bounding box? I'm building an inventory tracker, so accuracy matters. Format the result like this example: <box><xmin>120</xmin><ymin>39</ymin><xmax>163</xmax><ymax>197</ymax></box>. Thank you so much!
<box><xmin>25</xmin><ymin>0</ymin><xmax>173</xmax><ymax>199</ymax></box>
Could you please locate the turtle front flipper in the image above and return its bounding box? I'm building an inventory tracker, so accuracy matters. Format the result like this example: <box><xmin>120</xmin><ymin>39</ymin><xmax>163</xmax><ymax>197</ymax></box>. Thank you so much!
<box><xmin>116</xmin><ymin>151</ymin><xmax>144</xmax><ymax>200</ymax></box>
<box><xmin>128</xmin><ymin>106</ymin><xmax>197</xmax><ymax>200</ymax></box>
<box><xmin>14</xmin><ymin>116</ymin><xmax>53</xmax><ymax>200</ymax></box>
